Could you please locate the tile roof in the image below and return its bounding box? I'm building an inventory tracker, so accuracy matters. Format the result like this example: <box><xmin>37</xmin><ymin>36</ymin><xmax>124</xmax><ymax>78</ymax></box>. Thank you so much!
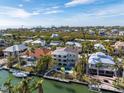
<box><xmin>25</xmin><ymin>48</ymin><xmax>51</xmax><ymax>58</ymax></box>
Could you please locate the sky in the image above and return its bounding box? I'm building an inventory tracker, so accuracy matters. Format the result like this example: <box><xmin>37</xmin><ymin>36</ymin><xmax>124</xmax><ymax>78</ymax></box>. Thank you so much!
<box><xmin>0</xmin><ymin>0</ymin><xmax>124</xmax><ymax>28</ymax></box>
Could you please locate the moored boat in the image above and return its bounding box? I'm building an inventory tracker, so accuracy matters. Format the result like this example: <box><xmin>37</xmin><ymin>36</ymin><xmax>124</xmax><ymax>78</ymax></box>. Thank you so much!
<box><xmin>12</xmin><ymin>72</ymin><xmax>28</xmax><ymax>78</ymax></box>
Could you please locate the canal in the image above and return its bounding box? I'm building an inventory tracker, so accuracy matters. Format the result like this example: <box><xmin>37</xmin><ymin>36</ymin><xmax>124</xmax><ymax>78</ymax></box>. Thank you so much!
<box><xmin>0</xmin><ymin>70</ymin><xmax>112</xmax><ymax>93</ymax></box>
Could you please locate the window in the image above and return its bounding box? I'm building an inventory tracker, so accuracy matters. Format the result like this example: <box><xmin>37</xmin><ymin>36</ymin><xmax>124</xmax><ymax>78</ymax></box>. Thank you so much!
<box><xmin>63</xmin><ymin>64</ymin><xmax>67</xmax><ymax>66</ymax></box>
<box><xmin>58</xmin><ymin>55</ymin><xmax>61</xmax><ymax>57</ymax></box>
<box><xmin>54</xmin><ymin>55</ymin><xmax>56</xmax><ymax>57</ymax></box>
<box><xmin>58</xmin><ymin>59</ymin><xmax>61</xmax><ymax>61</ymax></box>
<box><xmin>63</xmin><ymin>60</ymin><xmax>67</xmax><ymax>62</ymax></box>
<box><xmin>63</xmin><ymin>56</ymin><xmax>66</xmax><ymax>58</ymax></box>
<box><xmin>71</xmin><ymin>60</ymin><xmax>75</xmax><ymax>62</ymax></box>
<box><xmin>58</xmin><ymin>63</ymin><xmax>62</xmax><ymax>66</ymax></box>
<box><xmin>54</xmin><ymin>58</ymin><xmax>56</xmax><ymax>60</ymax></box>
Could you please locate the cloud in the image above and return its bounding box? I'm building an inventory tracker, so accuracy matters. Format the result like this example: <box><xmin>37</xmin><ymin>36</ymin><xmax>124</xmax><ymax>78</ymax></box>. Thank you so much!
<box><xmin>33</xmin><ymin>6</ymin><xmax>62</xmax><ymax>15</ymax></box>
<box><xmin>23</xmin><ymin>0</ymin><xmax>31</xmax><ymax>2</ymax></box>
<box><xmin>0</xmin><ymin>6</ymin><xmax>39</xmax><ymax>18</ymax></box>
<box><xmin>43</xmin><ymin>10</ymin><xmax>63</xmax><ymax>14</ymax></box>
<box><xmin>81</xmin><ymin>4</ymin><xmax>124</xmax><ymax>17</ymax></box>
<box><xmin>65</xmin><ymin>0</ymin><xmax>96</xmax><ymax>7</ymax></box>
<box><xmin>18</xmin><ymin>4</ymin><xmax>23</xmax><ymax>7</ymax></box>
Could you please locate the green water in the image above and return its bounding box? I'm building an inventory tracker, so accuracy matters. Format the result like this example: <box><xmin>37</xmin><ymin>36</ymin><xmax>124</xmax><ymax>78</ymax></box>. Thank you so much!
<box><xmin>0</xmin><ymin>70</ymin><xmax>111</xmax><ymax>93</ymax></box>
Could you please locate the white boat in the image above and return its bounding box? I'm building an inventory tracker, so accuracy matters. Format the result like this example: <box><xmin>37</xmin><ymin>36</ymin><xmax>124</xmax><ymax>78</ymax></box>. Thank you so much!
<box><xmin>10</xmin><ymin>69</ymin><xmax>18</xmax><ymax>73</ymax></box>
<box><xmin>88</xmin><ymin>84</ymin><xmax>102</xmax><ymax>93</ymax></box>
<box><xmin>0</xmin><ymin>67</ymin><xmax>3</xmax><ymax>70</ymax></box>
<box><xmin>12</xmin><ymin>72</ymin><xmax>28</xmax><ymax>78</ymax></box>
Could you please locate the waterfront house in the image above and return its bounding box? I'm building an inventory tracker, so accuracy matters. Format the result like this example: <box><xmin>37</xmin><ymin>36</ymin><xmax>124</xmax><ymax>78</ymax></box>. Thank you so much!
<box><xmin>31</xmin><ymin>39</ymin><xmax>46</xmax><ymax>47</ymax></box>
<box><xmin>3</xmin><ymin>44</ymin><xmax>27</xmax><ymax>56</ymax></box>
<box><xmin>112</xmin><ymin>41</ymin><xmax>124</xmax><ymax>54</ymax></box>
<box><xmin>20</xmin><ymin>48</ymin><xmax>51</xmax><ymax>66</ymax></box>
<box><xmin>88</xmin><ymin>52</ymin><xmax>115</xmax><ymax>77</ymax></box>
<box><xmin>24</xmin><ymin>48</ymin><xmax>51</xmax><ymax>59</ymax></box>
<box><xmin>51</xmin><ymin>33</ymin><xmax>59</xmax><ymax>38</ymax></box>
<box><xmin>52</xmin><ymin>47</ymin><xmax>78</xmax><ymax>67</ymax></box>
<box><xmin>65</xmin><ymin>41</ymin><xmax>82</xmax><ymax>53</ymax></box>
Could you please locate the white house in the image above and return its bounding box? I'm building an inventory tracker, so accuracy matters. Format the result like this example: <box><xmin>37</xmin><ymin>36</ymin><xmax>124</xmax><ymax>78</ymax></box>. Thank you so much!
<box><xmin>119</xmin><ymin>31</ymin><xmax>124</xmax><ymax>36</ymax></box>
<box><xmin>51</xmin><ymin>33</ymin><xmax>59</xmax><ymax>38</ymax></box>
<box><xmin>50</xmin><ymin>41</ymin><xmax>62</xmax><ymax>46</ymax></box>
<box><xmin>3</xmin><ymin>44</ymin><xmax>27</xmax><ymax>56</ymax></box>
<box><xmin>3</xmin><ymin>34</ymin><xmax>13</xmax><ymax>37</ymax></box>
<box><xmin>89</xmin><ymin>30</ymin><xmax>95</xmax><ymax>35</ymax></box>
<box><xmin>52</xmin><ymin>47</ymin><xmax>78</xmax><ymax>67</ymax></box>
<box><xmin>111</xmin><ymin>29</ymin><xmax>119</xmax><ymax>36</ymax></box>
<box><xmin>65</xmin><ymin>41</ymin><xmax>82</xmax><ymax>53</ymax></box>
<box><xmin>31</xmin><ymin>39</ymin><xmax>46</xmax><ymax>47</ymax></box>
<box><xmin>88</xmin><ymin>52</ymin><xmax>115</xmax><ymax>76</ymax></box>
<box><xmin>23</xmin><ymin>39</ymin><xmax>33</xmax><ymax>45</ymax></box>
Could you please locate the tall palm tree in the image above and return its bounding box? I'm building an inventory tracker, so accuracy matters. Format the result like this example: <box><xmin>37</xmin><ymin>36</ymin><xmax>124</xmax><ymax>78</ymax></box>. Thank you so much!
<box><xmin>36</xmin><ymin>55</ymin><xmax>52</xmax><ymax>72</ymax></box>
<box><xmin>14</xmin><ymin>84</ymin><xmax>23</xmax><ymax>93</ymax></box>
<box><xmin>35</xmin><ymin>79</ymin><xmax>44</xmax><ymax>93</ymax></box>
<box><xmin>4</xmin><ymin>78</ymin><xmax>14</xmax><ymax>93</ymax></box>
<box><xmin>122</xmin><ymin>64</ymin><xmax>124</xmax><ymax>78</ymax></box>
<box><xmin>41</xmin><ymin>56</ymin><xmax>52</xmax><ymax>70</ymax></box>
<box><xmin>113</xmin><ymin>56</ymin><xmax>120</xmax><ymax>77</ymax></box>
<box><xmin>7</xmin><ymin>56</ymin><xmax>15</xmax><ymax>68</ymax></box>
<box><xmin>120</xmin><ymin>59</ymin><xmax>124</xmax><ymax>78</ymax></box>
<box><xmin>31</xmin><ymin>79</ymin><xmax>44</xmax><ymax>93</ymax></box>
<box><xmin>19</xmin><ymin>78</ymin><xmax>31</xmax><ymax>93</ymax></box>
<box><xmin>80</xmin><ymin>55</ymin><xmax>88</xmax><ymax>75</ymax></box>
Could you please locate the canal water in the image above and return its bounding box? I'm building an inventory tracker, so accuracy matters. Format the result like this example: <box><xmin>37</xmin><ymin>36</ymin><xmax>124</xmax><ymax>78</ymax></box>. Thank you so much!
<box><xmin>0</xmin><ymin>70</ymin><xmax>112</xmax><ymax>93</ymax></box>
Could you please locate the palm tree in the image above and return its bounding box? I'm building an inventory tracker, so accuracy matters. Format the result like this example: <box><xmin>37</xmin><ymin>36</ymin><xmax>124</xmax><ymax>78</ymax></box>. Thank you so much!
<box><xmin>120</xmin><ymin>59</ymin><xmax>124</xmax><ymax>78</ymax></box>
<box><xmin>19</xmin><ymin>78</ymin><xmax>31</xmax><ymax>93</ymax></box>
<box><xmin>4</xmin><ymin>78</ymin><xmax>14</xmax><ymax>93</ymax></box>
<box><xmin>36</xmin><ymin>55</ymin><xmax>52</xmax><ymax>73</ymax></box>
<box><xmin>40</xmin><ymin>56</ymin><xmax>52</xmax><ymax>70</ymax></box>
<box><xmin>35</xmin><ymin>79</ymin><xmax>44</xmax><ymax>93</ymax></box>
<box><xmin>80</xmin><ymin>55</ymin><xmax>88</xmax><ymax>75</ymax></box>
<box><xmin>122</xmin><ymin>62</ymin><xmax>124</xmax><ymax>78</ymax></box>
<box><xmin>113</xmin><ymin>56</ymin><xmax>120</xmax><ymax>77</ymax></box>
<box><xmin>31</xmin><ymin>79</ymin><xmax>44</xmax><ymax>93</ymax></box>
<box><xmin>14</xmin><ymin>84</ymin><xmax>23</xmax><ymax>93</ymax></box>
<box><xmin>7</xmin><ymin>56</ymin><xmax>15</xmax><ymax>68</ymax></box>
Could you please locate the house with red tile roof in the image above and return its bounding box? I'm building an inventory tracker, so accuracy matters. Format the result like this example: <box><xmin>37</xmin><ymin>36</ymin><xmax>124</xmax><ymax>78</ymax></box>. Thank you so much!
<box><xmin>25</xmin><ymin>48</ymin><xmax>51</xmax><ymax>59</ymax></box>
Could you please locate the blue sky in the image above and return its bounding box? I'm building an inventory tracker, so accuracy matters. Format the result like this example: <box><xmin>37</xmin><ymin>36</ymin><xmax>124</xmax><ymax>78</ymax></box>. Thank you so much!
<box><xmin>0</xmin><ymin>0</ymin><xmax>124</xmax><ymax>28</ymax></box>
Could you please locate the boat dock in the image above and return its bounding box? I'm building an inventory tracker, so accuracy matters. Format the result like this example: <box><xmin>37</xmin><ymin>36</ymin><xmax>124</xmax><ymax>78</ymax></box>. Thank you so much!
<box><xmin>0</xmin><ymin>66</ymin><xmax>123</xmax><ymax>93</ymax></box>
